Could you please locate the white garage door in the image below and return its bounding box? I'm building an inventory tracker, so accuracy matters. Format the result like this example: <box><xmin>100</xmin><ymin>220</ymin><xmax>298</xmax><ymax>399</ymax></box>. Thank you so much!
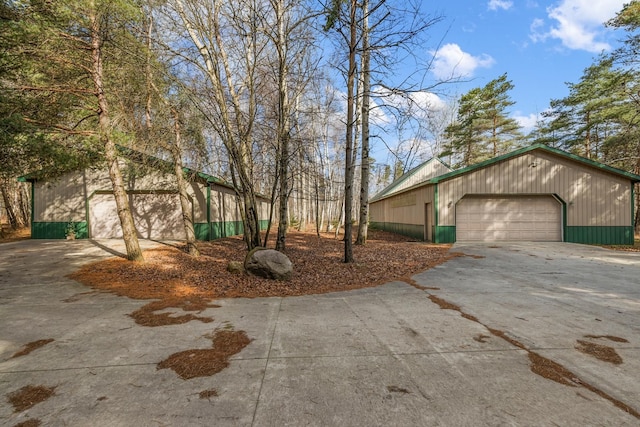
<box><xmin>456</xmin><ymin>196</ymin><xmax>561</xmax><ymax>242</ymax></box>
<box><xmin>89</xmin><ymin>192</ymin><xmax>187</xmax><ymax>240</ymax></box>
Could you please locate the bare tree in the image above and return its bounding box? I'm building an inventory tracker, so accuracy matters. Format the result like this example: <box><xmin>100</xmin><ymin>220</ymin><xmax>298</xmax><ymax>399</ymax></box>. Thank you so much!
<box><xmin>169</xmin><ymin>0</ymin><xmax>265</xmax><ymax>250</ymax></box>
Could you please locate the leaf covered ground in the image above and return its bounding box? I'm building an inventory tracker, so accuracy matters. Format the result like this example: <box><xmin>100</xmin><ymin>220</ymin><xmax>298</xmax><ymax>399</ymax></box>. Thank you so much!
<box><xmin>68</xmin><ymin>229</ymin><xmax>454</xmax><ymax>300</ymax></box>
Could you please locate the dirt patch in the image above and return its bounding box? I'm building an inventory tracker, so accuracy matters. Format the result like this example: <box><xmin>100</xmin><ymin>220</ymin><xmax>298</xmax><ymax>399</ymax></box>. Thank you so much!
<box><xmin>130</xmin><ymin>296</ymin><xmax>219</xmax><ymax>327</ymax></box>
<box><xmin>399</xmin><ymin>277</ymin><xmax>440</xmax><ymax>291</ymax></box>
<box><xmin>67</xmin><ymin>230</ymin><xmax>453</xmax><ymax>300</ymax></box>
<box><xmin>11</xmin><ymin>339</ymin><xmax>54</xmax><ymax>358</ymax></box>
<box><xmin>584</xmin><ymin>335</ymin><xmax>629</xmax><ymax>343</ymax></box>
<box><xmin>387</xmin><ymin>385</ymin><xmax>410</xmax><ymax>394</ymax></box>
<box><xmin>199</xmin><ymin>389</ymin><xmax>219</xmax><ymax>399</ymax></box>
<box><xmin>157</xmin><ymin>330</ymin><xmax>252</xmax><ymax>380</ymax></box>
<box><xmin>62</xmin><ymin>291</ymin><xmax>102</xmax><ymax>303</ymax></box>
<box><xmin>576</xmin><ymin>340</ymin><xmax>623</xmax><ymax>365</ymax></box>
<box><xmin>7</xmin><ymin>385</ymin><xmax>56</xmax><ymax>412</ymax></box>
<box><xmin>473</xmin><ymin>334</ymin><xmax>490</xmax><ymax>343</ymax></box>
<box><xmin>0</xmin><ymin>226</ymin><xmax>30</xmax><ymax>244</ymax></box>
<box><xmin>601</xmin><ymin>239</ymin><xmax>640</xmax><ymax>252</ymax></box>
<box><xmin>13</xmin><ymin>420</ymin><xmax>41</xmax><ymax>427</ymax></box>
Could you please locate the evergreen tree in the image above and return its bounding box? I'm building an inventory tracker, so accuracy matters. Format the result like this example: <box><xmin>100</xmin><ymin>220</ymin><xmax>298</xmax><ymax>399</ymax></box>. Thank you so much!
<box><xmin>442</xmin><ymin>73</ymin><xmax>522</xmax><ymax>168</ymax></box>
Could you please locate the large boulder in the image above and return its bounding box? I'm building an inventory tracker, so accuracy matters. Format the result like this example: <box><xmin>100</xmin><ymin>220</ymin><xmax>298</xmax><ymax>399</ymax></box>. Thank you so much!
<box><xmin>245</xmin><ymin>247</ymin><xmax>293</xmax><ymax>280</ymax></box>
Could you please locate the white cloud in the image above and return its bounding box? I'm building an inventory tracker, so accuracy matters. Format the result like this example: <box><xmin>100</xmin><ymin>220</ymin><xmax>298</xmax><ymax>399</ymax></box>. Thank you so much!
<box><xmin>410</xmin><ymin>91</ymin><xmax>447</xmax><ymax>112</ymax></box>
<box><xmin>488</xmin><ymin>0</ymin><xmax>513</xmax><ymax>11</ymax></box>
<box><xmin>530</xmin><ymin>0</ymin><xmax>626</xmax><ymax>52</ymax></box>
<box><xmin>513</xmin><ymin>112</ymin><xmax>540</xmax><ymax>132</ymax></box>
<box><xmin>430</xmin><ymin>43</ymin><xmax>495</xmax><ymax>80</ymax></box>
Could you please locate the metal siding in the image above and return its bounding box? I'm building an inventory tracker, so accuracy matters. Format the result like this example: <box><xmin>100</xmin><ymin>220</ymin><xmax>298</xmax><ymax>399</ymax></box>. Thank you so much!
<box><xmin>34</xmin><ymin>172</ymin><xmax>87</xmax><ymax>222</ymax></box>
<box><xmin>380</xmin><ymin>159</ymin><xmax>451</xmax><ymax>198</ymax></box>
<box><xmin>438</xmin><ymin>151</ymin><xmax>631</xmax><ymax>227</ymax></box>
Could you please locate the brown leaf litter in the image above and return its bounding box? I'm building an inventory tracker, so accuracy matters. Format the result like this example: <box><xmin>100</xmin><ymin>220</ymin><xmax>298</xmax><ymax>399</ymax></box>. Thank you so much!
<box><xmin>12</xmin><ymin>420</ymin><xmax>41</xmax><ymax>427</ymax></box>
<box><xmin>584</xmin><ymin>334</ymin><xmax>629</xmax><ymax>343</ymax></box>
<box><xmin>157</xmin><ymin>329</ymin><xmax>252</xmax><ymax>380</ymax></box>
<box><xmin>575</xmin><ymin>340</ymin><xmax>623</xmax><ymax>365</ymax></box>
<box><xmin>130</xmin><ymin>296</ymin><xmax>219</xmax><ymax>327</ymax></box>
<box><xmin>199</xmin><ymin>389</ymin><xmax>219</xmax><ymax>399</ymax></box>
<box><xmin>67</xmin><ymin>230</ymin><xmax>453</xmax><ymax>301</ymax></box>
<box><xmin>7</xmin><ymin>385</ymin><xmax>56</xmax><ymax>412</ymax></box>
<box><xmin>11</xmin><ymin>339</ymin><xmax>54</xmax><ymax>358</ymax></box>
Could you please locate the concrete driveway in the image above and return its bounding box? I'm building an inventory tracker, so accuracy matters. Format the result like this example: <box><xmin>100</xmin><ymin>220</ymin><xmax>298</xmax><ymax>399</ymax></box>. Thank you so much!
<box><xmin>0</xmin><ymin>240</ymin><xmax>639</xmax><ymax>426</ymax></box>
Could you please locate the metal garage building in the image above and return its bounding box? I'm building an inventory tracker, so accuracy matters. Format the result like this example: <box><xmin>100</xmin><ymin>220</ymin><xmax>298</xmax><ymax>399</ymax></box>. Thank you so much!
<box><xmin>370</xmin><ymin>144</ymin><xmax>640</xmax><ymax>245</ymax></box>
<box><xmin>20</xmin><ymin>149</ymin><xmax>269</xmax><ymax>240</ymax></box>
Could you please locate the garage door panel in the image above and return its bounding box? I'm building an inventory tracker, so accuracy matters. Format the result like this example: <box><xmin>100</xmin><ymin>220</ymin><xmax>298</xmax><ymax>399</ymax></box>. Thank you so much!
<box><xmin>89</xmin><ymin>193</ymin><xmax>187</xmax><ymax>240</ymax></box>
<box><xmin>456</xmin><ymin>196</ymin><xmax>561</xmax><ymax>242</ymax></box>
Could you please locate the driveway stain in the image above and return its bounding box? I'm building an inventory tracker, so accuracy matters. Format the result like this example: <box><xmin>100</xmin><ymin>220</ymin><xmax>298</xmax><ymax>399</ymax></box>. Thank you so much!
<box><xmin>424</xmin><ymin>291</ymin><xmax>640</xmax><ymax>419</ymax></box>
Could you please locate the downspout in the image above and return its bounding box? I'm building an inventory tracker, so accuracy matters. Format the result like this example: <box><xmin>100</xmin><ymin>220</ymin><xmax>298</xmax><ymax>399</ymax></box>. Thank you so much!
<box><xmin>632</xmin><ymin>184</ymin><xmax>636</xmax><ymax>244</ymax></box>
<box><xmin>30</xmin><ymin>180</ymin><xmax>35</xmax><ymax>238</ymax></box>
<box><xmin>434</xmin><ymin>184</ymin><xmax>439</xmax><ymax>244</ymax></box>
<box><xmin>207</xmin><ymin>182</ymin><xmax>211</xmax><ymax>241</ymax></box>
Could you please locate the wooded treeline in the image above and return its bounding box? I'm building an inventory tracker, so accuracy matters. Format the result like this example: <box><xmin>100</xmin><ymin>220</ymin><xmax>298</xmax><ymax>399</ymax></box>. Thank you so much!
<box><xmin>1</xmin><ymin>1</ymin><xmax>639</xmax><ymax>252</ymax></box>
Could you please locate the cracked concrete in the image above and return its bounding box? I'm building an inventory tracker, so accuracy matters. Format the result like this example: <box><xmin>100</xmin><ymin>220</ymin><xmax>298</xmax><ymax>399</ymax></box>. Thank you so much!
<box><xmin>1</xmin><ymin>239</ymin><xmax>639</xmax><ymax>426</ymax></box>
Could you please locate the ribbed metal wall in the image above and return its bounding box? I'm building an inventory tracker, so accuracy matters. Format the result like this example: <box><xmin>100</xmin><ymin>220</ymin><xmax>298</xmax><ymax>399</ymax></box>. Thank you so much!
<box><xmin>437</xmin><ymin>151</ymin><xmax>631</xmax><ymax>227</ymax></box>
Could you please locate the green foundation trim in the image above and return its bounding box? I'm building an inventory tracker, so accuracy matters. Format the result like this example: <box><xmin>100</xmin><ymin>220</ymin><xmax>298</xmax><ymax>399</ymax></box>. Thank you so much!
<box><xmin>369</xmin><ymin>222</ymin><xmax>424</xmax><ymax>240</ymax></box>
<box><xmin>195</xmin><ymin>220</ymin><xmax>269</xmax><ymax>241</ymax></box>
<box><xmin>32</xmin><ymin>222</ymin><xmax>88</xmax><ymax>239</ymax></box>
<box><xmin>194</xmin><ymin>223</ymin><xmax>210</xmax><ymax>241</ymax></box>
<box><xmin>434</xmin><ymin>226</ymin><xmax>456</xmax><ymax>243</ymax></box>
<box><xmin>565</xmin><ymin>226</ymin><xmax>634</xmax><ymax>245</ymax></box>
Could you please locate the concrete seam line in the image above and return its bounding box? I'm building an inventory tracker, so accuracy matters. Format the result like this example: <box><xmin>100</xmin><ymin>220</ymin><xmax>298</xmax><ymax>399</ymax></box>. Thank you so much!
<box><xmin>250</xmin><ymin>296</ymin><xmax>283</xmax><ymax>426</ymax></box>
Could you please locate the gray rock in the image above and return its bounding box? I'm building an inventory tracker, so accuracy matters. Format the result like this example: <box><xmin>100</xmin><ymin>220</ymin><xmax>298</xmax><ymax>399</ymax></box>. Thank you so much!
<box><xmin>245</xmin><ymin>248</ymin><xmax>293</xmax><ymax>280</ymax></box>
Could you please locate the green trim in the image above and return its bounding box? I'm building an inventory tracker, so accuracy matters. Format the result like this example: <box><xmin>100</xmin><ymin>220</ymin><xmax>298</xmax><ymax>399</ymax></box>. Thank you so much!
<box><xmin>32</xmin><ymin>222</ymin><xmax>88</xmax><ymax>239</ymax></box>
<box><xmin>206</xmin><ymin>185</ymin><xmax>211</xmax><ymax>240</ymax></box>
<box><xmin>429</xmin><ymin>144</ymin><xmax>640</xmax><ymax>184</ymax></box>
<box><xmin>210</xmin><ymin>220</ymin><xmax>244</xmax><ymax>240</ymax></box>
<box><xmin>30</xmin><ymin>181</ymin><xmax>35</xmax><ymax>235</ymax></box>
<box><xmin>369</xmin><ymin>222</ymin><xmax>425</xmax><ymax>240</ymax></box>
<box><xmin>194</xmin><ymin>223</ymin><xmax>210</xmax><ymax>241</ymax></box>
<box><xmin>434</xmin><ymin>184</ymin><xmax>439</xmax><ymax>237</ymax></box>
<box><xmin>632</xmin><ymin>185</ymin><xmax>635</xmax><ymax>232</ymax></box>
<box><xmin>566</xmin><ymin>226</ymin><xmax>634</xmax><ymax>245</ymax></box>
<box><xmin>434</xmin><ymin>226</ymin><xmax>456</xmax><ymax>243</ymax></box>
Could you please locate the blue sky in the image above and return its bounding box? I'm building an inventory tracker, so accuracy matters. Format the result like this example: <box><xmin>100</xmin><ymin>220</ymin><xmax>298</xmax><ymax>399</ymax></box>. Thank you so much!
<box><xmin>424</xmin><ymin>0</ymin><xmax>628</xmax><ymax>131</ymax></box>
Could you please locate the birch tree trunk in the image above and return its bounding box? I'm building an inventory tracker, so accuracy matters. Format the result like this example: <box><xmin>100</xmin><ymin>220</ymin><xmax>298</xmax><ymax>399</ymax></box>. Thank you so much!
<box><xmin>341</xmin><ymin>0</ymin><xmax>358</xmax><ymax>261</ymax></box>
<box><xmin>275</xmin><ymin>0</ymin><xmax>290</xmax><ymax>251</ymax></box>
<box><xmin>356</xmin><ymin>0</ymin><xmax>370</xmax><ymax>245</ymax></box>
